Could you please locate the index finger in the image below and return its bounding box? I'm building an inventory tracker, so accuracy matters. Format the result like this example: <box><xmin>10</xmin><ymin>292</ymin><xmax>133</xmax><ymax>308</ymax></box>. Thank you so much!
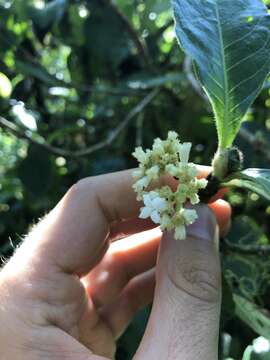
<box><xmin>86</xmin><ymin>165</ymin><xmax>211</xmax><ymax>222</ymax></box>
<box><xmin>18</xmin><ymin>166</ymin><xmax>212</xmax><ymax>277</ymax></box>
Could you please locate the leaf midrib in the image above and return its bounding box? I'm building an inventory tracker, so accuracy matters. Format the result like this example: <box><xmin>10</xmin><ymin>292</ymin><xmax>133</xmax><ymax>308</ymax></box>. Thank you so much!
<box><xmin>214</xmin><ymin>2</ymin><xmax>230</xmax><ymax>149</ymax></box>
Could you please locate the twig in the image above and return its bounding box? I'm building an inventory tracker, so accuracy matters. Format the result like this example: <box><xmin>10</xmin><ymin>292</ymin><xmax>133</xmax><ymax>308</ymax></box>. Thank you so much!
<box><xmin>224</xmin><ymin>238</ymin><xmax>270</xmax><ymax>255</ymax></box>
<box><xmin>0</xmin><ymin>117</ymin><xmax>71</xmax><ymax>157</ymax></box>
<box><xmin>0</xmin><ymin>89</ymin><xmax>159</xmax><ymax>158</ymax></box>
<box><xmin>67</xmin><ymin>81</ymin><xmax>143</xmax><ymax>97</ymax></box>
<box><xmin>184</xmin><ymin>56</ymin><xmax>270</xmax><ymax>162</ymax></box>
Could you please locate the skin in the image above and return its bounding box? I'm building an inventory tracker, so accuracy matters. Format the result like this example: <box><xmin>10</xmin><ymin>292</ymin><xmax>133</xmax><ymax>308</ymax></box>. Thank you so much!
<box><xmin>0</xmin><ymin>166</ymin><xmax>231</xmax><ymax>360</ymax></box>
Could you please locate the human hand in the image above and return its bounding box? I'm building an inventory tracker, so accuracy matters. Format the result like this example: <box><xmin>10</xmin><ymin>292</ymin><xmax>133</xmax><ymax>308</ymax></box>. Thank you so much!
<box><xmin>0</xmin><ymin>167</ymin><xmax>231</xmax><ymax>360</ymax></box>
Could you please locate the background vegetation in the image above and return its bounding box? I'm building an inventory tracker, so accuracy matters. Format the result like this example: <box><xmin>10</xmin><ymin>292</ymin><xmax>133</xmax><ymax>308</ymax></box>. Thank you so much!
<box><xmin>1</xmin><ymin>0</ymin><xmax>270</xmax><ymax>358</ymax></box>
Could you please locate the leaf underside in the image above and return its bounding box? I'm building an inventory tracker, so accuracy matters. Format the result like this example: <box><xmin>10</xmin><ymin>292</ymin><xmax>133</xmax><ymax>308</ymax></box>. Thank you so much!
<box><xmin>223</xmin><ymin>168</ymin><xmax>270</xmax><ymax>201</ymax></box>
<box><xmin>173</xmin><ymin>0</ymin><xmax>270</xmax><ymax>148</ymax></box>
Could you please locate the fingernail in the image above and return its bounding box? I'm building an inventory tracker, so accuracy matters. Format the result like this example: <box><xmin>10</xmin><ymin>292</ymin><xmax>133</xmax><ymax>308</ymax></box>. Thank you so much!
<box><xmin>187</xmin><ymin>204</ymin><xmax>217</xmax><ymax>242</ymax></box>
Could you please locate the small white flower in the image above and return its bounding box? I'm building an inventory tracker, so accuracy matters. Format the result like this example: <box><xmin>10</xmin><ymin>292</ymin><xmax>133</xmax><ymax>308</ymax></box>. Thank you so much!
<box><xmin>133</xmin><ymin>176</ymin><xmax>150</xmax><ymax>192</ymax></box>
<box><xmin>175</xmin><ymin>225</ymin><xmax>186</xmax><ymax>240</ymax></box>
<box><xmin>165</xmin><ymin>164</ymin><xmax>178</xmax><ymax>177</ymax></box>
<box><xmin>133</xmin><ymin>147</ymin><xmax>148</xmax><ymax>163</ymax></box>
<box><xmin>182</xmin><ymin>208</ymin><xmax>198</xmax><ymax>225</ymax></box>
<box><xmin>150</xmin><ymin>210</ymin><xmax>161</xmax><ymax>224</ymax></box>
<box><xmin>151</xmin><ymin>197</ymin><xmax>168</xmax><ymax>212</ymax></box>
<box><xmin>140</xmin><ymin>206</ymin><xmax>161</xmax><ymax>224</ymax></box>
<box><xmin>196</xmin><ymin>178</ymin><xmax>208</xmax><ymax>189</ymax></box>
<box><xmin>139</xmin><ymin>192</ymin><xmax>168</xmax><ymax>224</ymax></box>
<box><xmin>153</xmin><ymin>138</ymin><xmax>165</xmax><ymax>155</ymax></box>
<box><xmin>139</xmin><ymin>206</ymin><xmax>152</xmax><ymax>219</ymax></box>
<box><xmin>146</xmin><ymin>165</ymin><xmax>160</xmax><ymax>180</ymax></box>
<box><xmin>132</xmin><ymin>168</ymin><xmax>144</xmax><ymax>179</ymax></box>
<box><xmin>187</xmin><ymin>164</ymin><xmax>198</xmax><ymax>177</ymax></box>
<box><xmin>189</xmin><ymin>193</ymin><xmax>200</xmax><ymax>205</ymax></box>
<box><xmin>168</xmin><ymin>131</ymin><xmax>178</xmax><ymax>141</ymax></box>
<box><xmin>178</xmin><ymin>142</ymin><xmax>192</xmax><ymax>164</ymax></box>
<box><xmin>144</xmin><ymin>192</ymin><xmax>168</xmax><ymax>211</ymax></box>
<box><xmin>160</xmin><ymin>213</ymin><xmax>171</xmax><ymax>230</ymax></box>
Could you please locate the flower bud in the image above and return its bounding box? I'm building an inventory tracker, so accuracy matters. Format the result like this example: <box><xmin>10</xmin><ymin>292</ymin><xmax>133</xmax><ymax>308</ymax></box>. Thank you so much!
<box><xmin>212</xmin><ymin>147</ymin><xmax>243</xmax><ymax>180</ymax></box>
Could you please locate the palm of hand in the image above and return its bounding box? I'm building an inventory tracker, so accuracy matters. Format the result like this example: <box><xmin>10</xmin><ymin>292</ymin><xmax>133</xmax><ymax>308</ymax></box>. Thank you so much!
<box><xmin>0</xmin><ymin>169</ymin><xmax>230</xmax><ymax>360</ymax></box>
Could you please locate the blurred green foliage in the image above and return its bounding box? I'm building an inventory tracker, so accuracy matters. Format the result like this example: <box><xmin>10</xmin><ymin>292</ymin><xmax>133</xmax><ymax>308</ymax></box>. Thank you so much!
<box><xmin>1</xmin><ymin>0</ymin><xmax>270</xmax><ymax>358</ymax></box>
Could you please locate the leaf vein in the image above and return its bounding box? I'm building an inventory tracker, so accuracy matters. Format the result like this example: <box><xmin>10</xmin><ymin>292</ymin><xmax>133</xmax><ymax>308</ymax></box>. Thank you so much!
<box><xmin>229</xmin><ymin>55</ymin><xmax>270</xmax><ymax>95</ymax></box>
<box><xmin>227</xmin><ymin>29</ymin><xmax>270</xmax><ymax>73</ymax></box>
<box><xmin>214</xmin><ymin>3</ymin><xmax>229</xmax><ymax>147</ymax></box>
<box><xmin>224</xmin><ymin>16</ymin><xmax>263</xmax><ymax>51</ymax></box>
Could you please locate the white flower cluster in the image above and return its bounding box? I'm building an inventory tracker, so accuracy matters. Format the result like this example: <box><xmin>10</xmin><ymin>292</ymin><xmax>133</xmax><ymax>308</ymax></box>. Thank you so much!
<box><xmin>132</xmin><ymin>131</ymin><xmax>208</xmax><ymax>240</ymax></box>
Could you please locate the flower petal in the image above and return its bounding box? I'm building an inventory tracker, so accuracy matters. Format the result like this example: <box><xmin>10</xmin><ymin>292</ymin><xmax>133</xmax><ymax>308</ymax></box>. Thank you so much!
<box><xmin>150</xmin><ymin>210</ymin><xmax>161</xmax><ymax>224</ymax></box>
<box><xmin>152</xmin><ymin>197</ymin><xmax>168</xmax><ymax>212</ymax></box>
<box><xmin>132</xmin><ymin>168</ymin><xmax>144</xmax><ymax>179</ymax></box>
<box><xmin>143</xmin><ymin>193</ymin><xmax>152</xmax><ymax>207</ymax></box>
<box><xmin>197</xmin><ymin>178</ymin><xmax>208</xmax><ymax>189</ymax></box>
<box><xmin>133</xmin><ymin>147</ymin><xmax>148</xmax><ymax>163</ymax></box>
<box><xmin>146</xmin><ymin>165</ymin><xmax>160</xmax><ymax>180</ymax></box>
<box><xmin>189</xmin><ymin>193</ymin><xmax>200</xmax><ymax>205</ymax></box>
<box><xmin>139</xmin><ymin>206</ymin><xmax>152</xmax><ymax>219</ymax></box>
<box><xmin>179</xmin><ymin>142</ymin><xmax>192</xmax><ymax>164</ymax></box>
<box><xmin>187</xmin><ymin>164</ymin><xmax>198</xmax><ymax>177</ymax></box>
<box><xmin>149</xmin><ymin>191</ymin><xmax>159</xmax><ymax>200</ymax></box>
<box><xmin>168</xmin><ymin>131</ymin><xmax>179</xmax><ymax>141</ymax></box>
<box><xmin>160</xmin><ymin>213</ymin><xmax>171</xmax><ymax>230</ymax></box>
<box><xmin>182</xmin><ymin>209</ymin><xmax>198</xmax><ymax>225</ymax></box>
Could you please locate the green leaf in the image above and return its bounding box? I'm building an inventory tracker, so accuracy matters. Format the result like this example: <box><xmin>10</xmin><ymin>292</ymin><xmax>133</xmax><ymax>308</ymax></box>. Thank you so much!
<box><xmin>173</xmin><ymin>0</ymin><xmax>270</xmax><ymax>149</ymax></box>
<box><xmin>234</xmin><ymin>294</ymin><xmax>270</xmax><ymax>340</ymax></box>
<box><xmin>223</xmin><ymin>169</ymin><xmax>270</xmax><ymax>201</ymax></box>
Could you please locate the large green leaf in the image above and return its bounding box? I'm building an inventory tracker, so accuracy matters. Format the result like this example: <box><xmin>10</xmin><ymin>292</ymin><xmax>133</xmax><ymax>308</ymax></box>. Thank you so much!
<box><xmin>223</xmin><ymin>169</ymin><xmax>270</xmax><ymax>201</ymax></box>
<box><xmin>173</xmin><ymin>0</ymin><xmax>270</xmax><ymax>149</ymax></box>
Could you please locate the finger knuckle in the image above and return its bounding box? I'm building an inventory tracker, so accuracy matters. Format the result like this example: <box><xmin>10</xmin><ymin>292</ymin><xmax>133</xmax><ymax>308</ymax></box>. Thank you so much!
<box><xmin>68</xmin><ymin>178</ymin><xmax>93</xmax><ymax>196</ymax></box>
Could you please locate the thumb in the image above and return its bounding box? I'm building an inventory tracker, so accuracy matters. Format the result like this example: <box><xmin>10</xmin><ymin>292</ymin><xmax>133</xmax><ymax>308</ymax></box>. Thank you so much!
<box><xmin>136</xmin><ymin>205</ymin><xmax>221</xmax><ymax>360</ymax></box>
